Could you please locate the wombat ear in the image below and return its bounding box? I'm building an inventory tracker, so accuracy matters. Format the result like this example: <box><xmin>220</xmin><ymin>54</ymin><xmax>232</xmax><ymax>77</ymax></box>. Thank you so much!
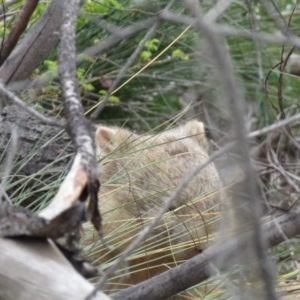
<box><xmin>96</xmin><ymin>126</ymin><xmax>123</xmax><ymax>153</ymax></box>
<box><xmin>184</xmin><ymin>120</ymin><xmax>209</xmax><ymax>150</ymax></box>
<box><xmin>95</xmin><ymin>127</ymin><xmax>114</xmax><ymax>152</ymax></box>
<box><xmin>95</xmin><ymin>126</ymin><xmax>136</xmax><ymax>154</ymax></box>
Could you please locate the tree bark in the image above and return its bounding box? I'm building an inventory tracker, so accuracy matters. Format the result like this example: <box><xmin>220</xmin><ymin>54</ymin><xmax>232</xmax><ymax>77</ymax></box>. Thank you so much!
<box><xmin>0</xmin><ymin>0</ymin><xmax>40</xmax><ymax>66</ymax></box>
<box><xmin>0</xmin><ymin>0</ymin><xmax>64</xmax><ymax>84</ymax></box>
<box><xmin>0</xmin><ymin>104</ymin><xmax>73</xmax><ymax>177</ymax></box>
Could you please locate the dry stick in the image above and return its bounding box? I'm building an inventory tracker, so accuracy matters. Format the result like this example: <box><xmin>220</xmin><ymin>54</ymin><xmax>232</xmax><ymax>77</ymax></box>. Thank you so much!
<box><xmin>202</xmin><ymin>0</ymin><xmax>235</xmax><ymax>22</ymax></box>
<box><xmin>248</xmin><ymin>112</ymin><xmax>300</xmax><ymax>138</ymax></box>
<box><xmin>185</xmin><ymin>1</ymin><xmax>277</xmax><ymax>299</ymax></box>
<box><xmin>87</xmin><ymin>17</ymin><xmax>120</xmax><ymax>35</ymax></box>
<box><xmin>0</xmin><ymin>82</ymin><xmax>65</xmax><ymax>127</ymax></box>
<box><xmin>58</xmin><ymin>0</ymin><xmax>97</xmax><ymax>176</ymax></box>
<box><xmin>79</xmin><ymin>18</ymin><xmax>157</xmax><ymax>63</ymax></box>
<box><xmin>268</xmin><ymin>149</ymin><xmax>300</xmax><ymax>192</ymax></box>
<box><xmin>0</xmin><ymin>0</ymin><xmax>65</xmax><ymax>85</ymax></box>
<box><xmin>259</xmin><ymin>0</ymin><xmax>289</xmax><ymax>35</ymax></box>
<box><xmin>40</xmin><ymin>0</ymin><xmax>100</xmax><ymax>222</ymax></box>
<box><xmin>276</xmin><ymin>1</ymin><xmax>299</xmax><ymax>119</ymax></box>
<box><xmin>162</xmin><ymin>0</ymin><xmax>235</xmax><ymax>24</ymax></box>
<box><xmin>0</xmin><ymin>0</ymin><xmax>39</xmax><ymax>65</ymax></box>
<box><xmin>160</xmin><ymin>10</ymin><xmax>300</xmax><ymax>48</ymax></box>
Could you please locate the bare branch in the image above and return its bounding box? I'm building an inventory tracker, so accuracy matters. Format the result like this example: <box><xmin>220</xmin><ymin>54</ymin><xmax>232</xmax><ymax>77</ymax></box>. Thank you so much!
<box><xmin>248</xmin><ymin>113</ymin><xmax>300</xmax><ymax>139</ymax></box>
<box><xmin>78</xmin><ymin>17</ymin><xmax>158</xmax><ymax>62</ymax></box>
<box><xmin>185</xmin><ymin>0</ymin><xmax>277</xmax><ymax>298</ymax></box>
<box><xmin>160</xmin><ymin>10</ymin><xmax>300</xmax><ymax>48</ymax></box>
<box><xmin>40</xmin><ymin>0</ymin><xmax>100</xmax><ymax>233</ymax></box>
<box><xmin>0</xmin><ymin>0</ymin><xmax>20</xmax><ymax>15</ymax></box>
<box><xmin>0</xmin><ymin>0</ymin><xmax>64</xmax><ymax>83</ymax></box>
<box><xmin>246</xmin><ymin>1</ymin><xmax>265</xmax><ymax>88</ymax></box>
<box><xmin>0</xmin><ymin>82</ymin><xmax>65</xmax><ymax>127</ymax></box>
<box><xmin>259</xmin><ymin>0</ymin><xmax>289</xmax><ymax>34</ymax></box>
<box><xmin>0</xmin><ymin>0</ymin><xmax>40</xmax><ymax>66</ymax></box>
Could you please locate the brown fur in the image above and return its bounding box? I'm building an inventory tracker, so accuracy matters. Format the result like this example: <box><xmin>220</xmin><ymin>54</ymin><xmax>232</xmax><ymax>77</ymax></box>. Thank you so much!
<box><xmin>84</xmin><ymin>120</ymin><xmax>222</xmax><ymax>297</ymax></box>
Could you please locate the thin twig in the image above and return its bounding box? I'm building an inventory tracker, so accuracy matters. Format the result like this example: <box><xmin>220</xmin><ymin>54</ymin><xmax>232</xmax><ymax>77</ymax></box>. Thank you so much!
<box><xmin>259</xmin><ymin>0</ymin><xmax>288</xmax><ymax>35</ymax></box>
<box><xmin>248</xmin><ymin>113</ymin><xmax>300</xmax><ymax>139</ymax></box>
<box><xmin>0</xmin><ymin>0</ymin><xmax>20</xmax><ymax>16</ymax></box>
<box><xmin>79</xmin><ymin>18</ymin><xmax>158</xmax><ymax>63</ymax></box>
<box><xmin>0</xmin><ymin>0</ymin><xmax>40</xmax><ymax>66</ymax></box>
<box><xmin>0</xmin><ymin>82</ymin><xmax>65</xmax><ymax>128</ymax></box>
<box><xmin>90</xmin><ymin>22</ymin><xmax>160</xmax><ymax>118</ymax></box>
<box><xmin>160</xmin><ymin>10</ymin><xmax>300</xmax><ymax>48</ymax></box>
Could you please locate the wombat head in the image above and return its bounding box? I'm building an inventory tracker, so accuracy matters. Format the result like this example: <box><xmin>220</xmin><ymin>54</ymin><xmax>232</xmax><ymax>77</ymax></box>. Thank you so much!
<box><xmin>95</xmin><ymin>120</ymin><xmax>209</xmax><ymax>158</ymax></box>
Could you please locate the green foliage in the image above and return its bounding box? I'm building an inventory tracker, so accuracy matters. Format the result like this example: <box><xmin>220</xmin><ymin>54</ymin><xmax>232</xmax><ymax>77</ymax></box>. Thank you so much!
<box><xmin>171</xmin><ymin>49</ymin><xmax>190</xmax><ymax>61</ymax></box>
<box><xmin>72</xmin><ymin>0</ymin><xmax>300</xmax><ymax>129</ymax></box>
<box><xmin>141</xmin><ymin>38</ymin><xmax>160</xmax><ymax>60</ymax></box>
<box><xmin>77</xmin><ymin>67</ymin><xmax>95</xmax><ymax>91</ymax></box>
<box><xmin>85</xmin><ymin>0</ymin><xmax>123</xmax><ymax>12</ymax></box>
<box><xmin>44</xmin><ymin>59</ymin><xmax>57</xmax><ymax>71</ymax></box>
<box><xmin>98</xmin><ymin>89</ymin><xmax>120</xmax><ymax>103</ymax></box>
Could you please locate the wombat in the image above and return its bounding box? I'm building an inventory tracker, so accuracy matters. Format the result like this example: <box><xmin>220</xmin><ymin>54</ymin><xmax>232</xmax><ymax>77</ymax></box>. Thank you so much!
<box><xmin>84</xmin><ymin>120</ymin><xmax>223</xmax><ymax>297</ymax></box>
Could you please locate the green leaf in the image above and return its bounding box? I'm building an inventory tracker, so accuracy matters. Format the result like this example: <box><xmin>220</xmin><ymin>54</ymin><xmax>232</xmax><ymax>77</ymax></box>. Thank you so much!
<box><xmin>171</xmin><ymin>49</ymin><xmax>190</xmax><ymax>61</ymax></box>
<box><xmin>44</xmin><ymin>60</ymin><xmax>57</xmax><ymax>71</ymax></box>
<box><xmin>141</xmin><ymin>51</ymin><xmax>152</xmax><ymax>60</ymax></box>
<box><xmin>108</xmin><ymin>95</ymin><xmax>120</xmax><ymax>103</ymax></box>
<box><xmin>99</xmin><ymin>90</ymin><xmax>108</xmax><ymax>95</ymax></box>
<box><xmin>145</xmin><ymin>38</ymin><xmax>159</xmax><ymax>52</ymax></box>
